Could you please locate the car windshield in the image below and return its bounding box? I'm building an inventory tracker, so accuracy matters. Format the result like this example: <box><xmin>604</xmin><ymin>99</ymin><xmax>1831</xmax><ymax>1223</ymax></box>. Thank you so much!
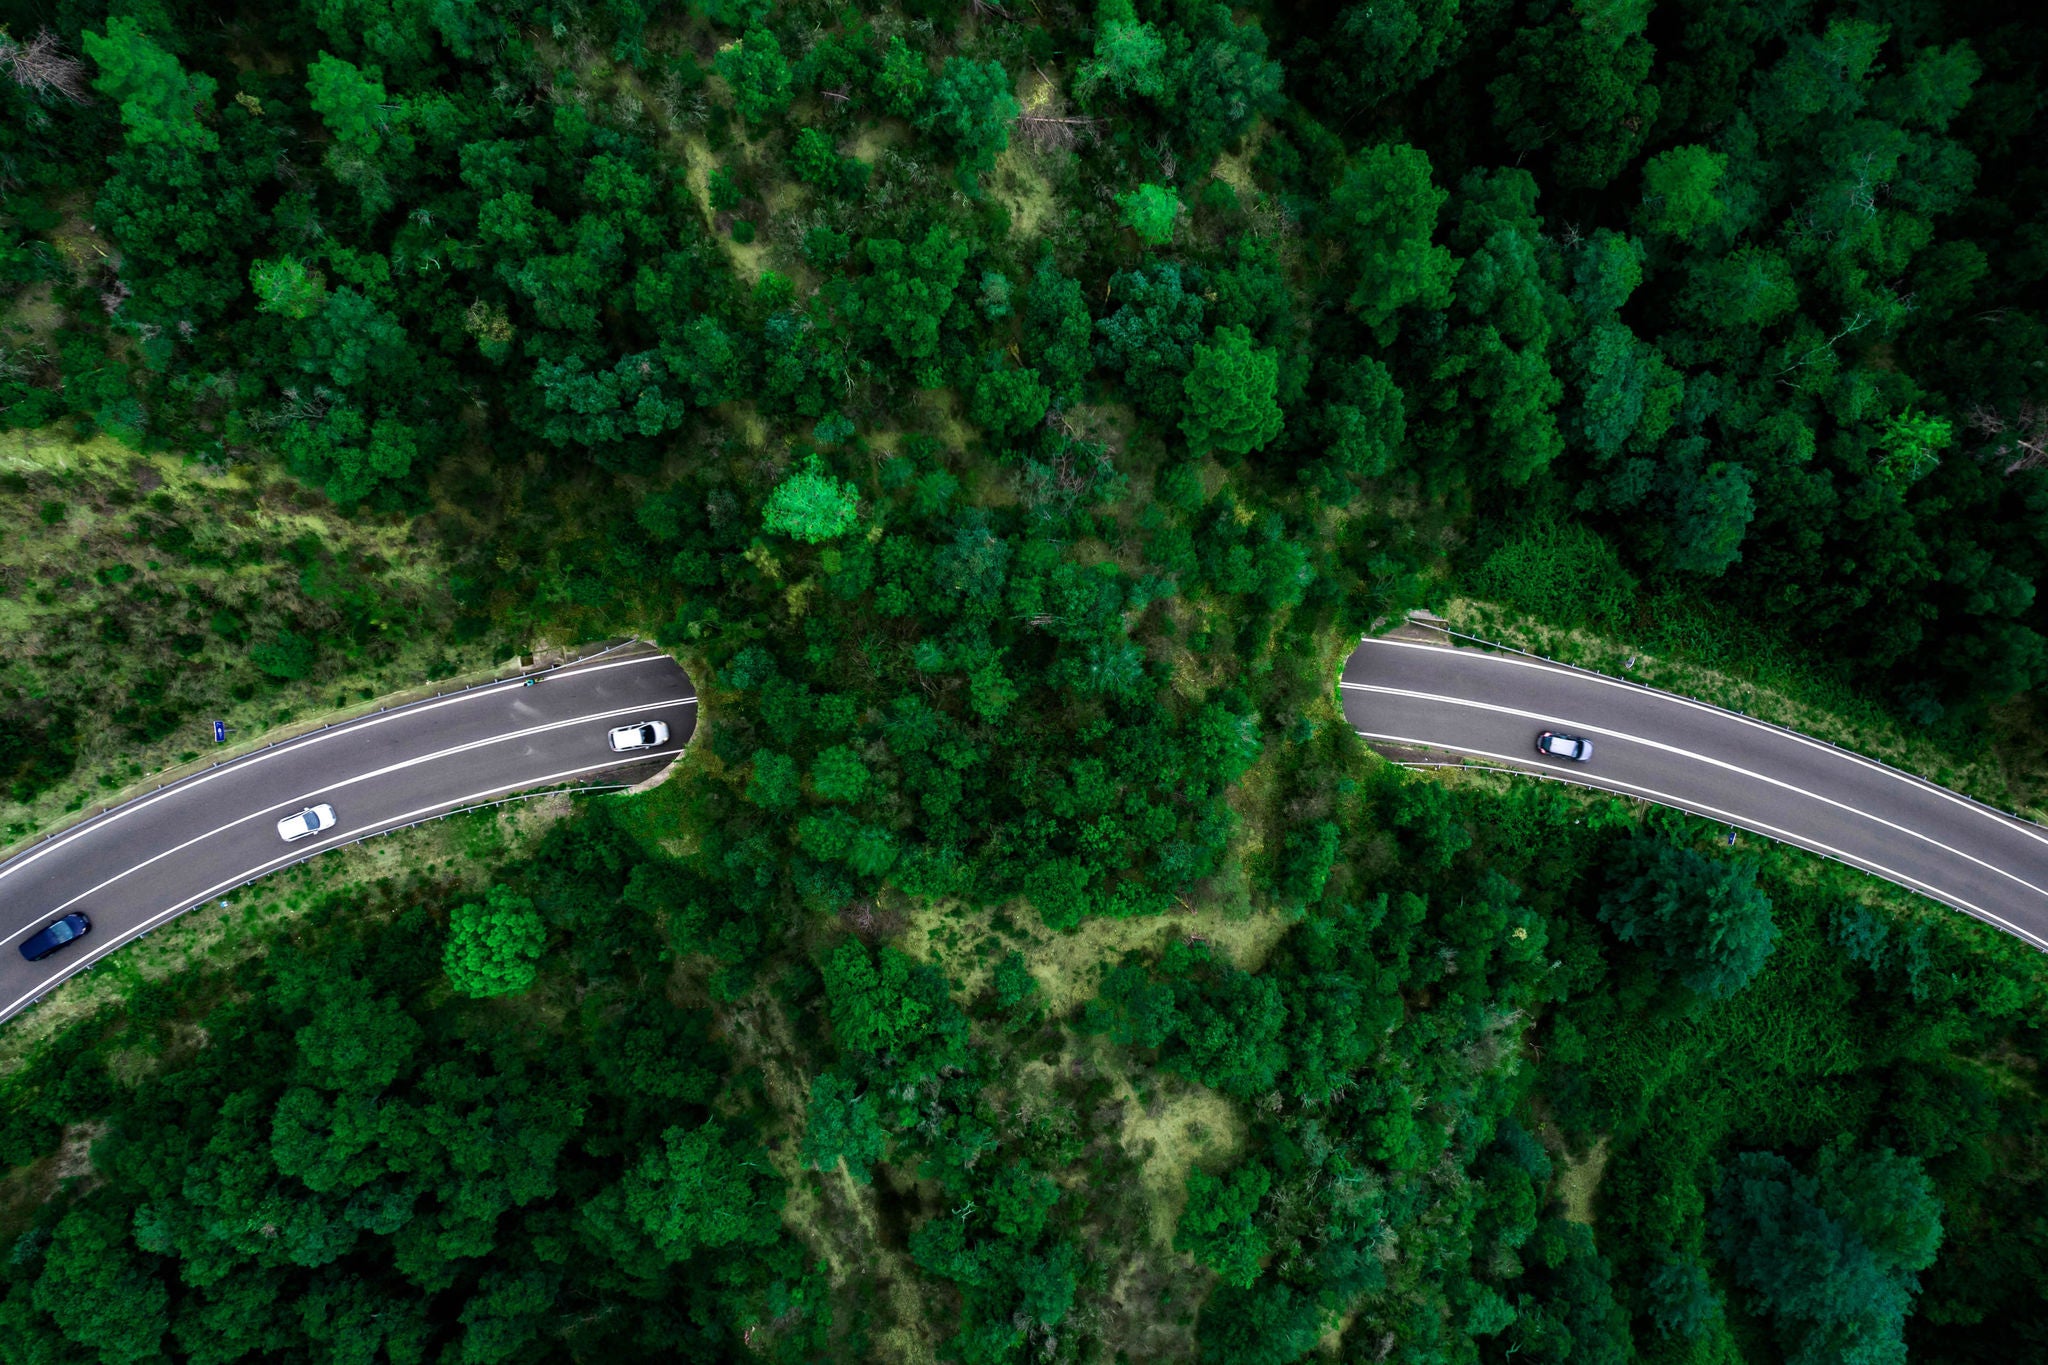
<box><xmin>640</xmin><ymin>726</ymin><xmax>657</xmax><ymax>742</ymax></box>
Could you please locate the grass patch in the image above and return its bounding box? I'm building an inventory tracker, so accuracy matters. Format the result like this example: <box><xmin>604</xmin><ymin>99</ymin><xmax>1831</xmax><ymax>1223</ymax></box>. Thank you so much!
<box><xmin>0</xmin><ymin>429</ymin><xmax>518</xmax><ymax>840</ymax></box>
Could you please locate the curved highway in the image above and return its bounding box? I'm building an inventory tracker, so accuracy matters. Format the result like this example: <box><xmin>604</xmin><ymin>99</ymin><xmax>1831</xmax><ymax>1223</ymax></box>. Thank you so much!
<box><xmin>1343</xmin><ymin>632</ymin><xmax>2048</xmax><ymax>952</ymax></box>
<box><xmin>0</xmin><ymin>647</ymin><xmax>696</xmax><ymax>1020</ymax></box>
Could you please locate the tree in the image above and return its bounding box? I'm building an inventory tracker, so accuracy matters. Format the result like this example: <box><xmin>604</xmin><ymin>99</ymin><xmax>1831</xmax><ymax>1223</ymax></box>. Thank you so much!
<box><xmin>1117</xmin><ymin>183</ymin><xmax>1179</xmax><ymax>246</ymax></box>
<box><xmin>1714</xmin><ymin>1145</ymin><xmax>1944</xmax><ymax>1365</ymax></box>
<box><xmin>763</xmin><ymin>456</ymin><xmax>860</xmax><ymax>542</ymax></box>
<box><xmin>801</xmin><ymin>1071</ymin><xmax>887</xmax><ymax>1184</ymax></box>
<box><xmin>1490</xmin><ymin>0</ymin><xmax>1660</xmax><ymax>189</ymax></box>
<box><xmin>621</xmin><ymin>1123</ymin><xmax>781</xmax><ymax>1261</ymax></box>
<box><xmin>1310</xmin><ymin>357</ymin><xmax>1406</xmax><ymax>494</ymax></box>
<box><xmin>1599</xmin><ymin>838</ymin><xmax>1776</xmax><ymax>999</ymax></box>
<box><xmin>822</xmin><ymin>941</ymin><xmax>931</xmax><ymax>1054</ymax></box>
<box><xmin>918</xmin><ymin>57</ymin><xmax>1018</xmax><ymax>182</ymax></box>
<box><xmin>715</xmin><ymin>29</ymin><xmax>792</xmax><ymax>125</ymax></box>
<box><xmin>1876</xmin><ymin>410</ymin><xmax>1953</xmax><ymax>487</ymax></box>
<box><xmin>1637</xmin><ymin>145</ymin><xmax>1730</xmax><ymax>243</ymax></box>
<box><xmin>34</xmin><ymin>1203</ymin><xmax>170</xmax><ymax>1364</ymax></box>
<box><xmin>444</xmin><ymin>885</ymin><xmax>546</xmax><ymax>998</ymax></box>
<box><xmin>1077</xmin><ymin>0</ymin><xmax>1168</xmax><ymax>102</ymax></box>
<box><xmin>1309</xmin><ymin>0</ymin><xmax>1463</xmax><ymax>110</ymax></box>
<box><xmin>306</xmin><ymin>53</ymin><xmax>405</xmax><ymax>160</ymax></box>
<box><xmin>295</xmin><ymin>983</ymin><xmax>422</xmax><ymax>1092</ymax></box>
<box><xmin>810</xmin><ymin>744</ymin><xmax>871</xmax><ymax>803</ymax></box>
<box><xmin>1175</xmin><ymin>7</ymin><xmax>1285</xmax><ymax>163</ymax></box>
<box><xmin>1326</xmin><ymin>144</ymin><xmax>1457</xmax><ymax>342</ymax></box>
<box><xmin>1665</xmin><ymin>458</ymin><xmax>1756</xmax><ymax>576</ymax></box>
<box><xmin>250</xmin><ymin>258</ymin><xmax>328</xmax><ymax>321</ymax></box>
<box><xmin>1642</xmin><ymin>1252</ymin><xmax>1722</xmax><ymax>1339</ymax></box>
<box><xmin>971</xmin><ymin>357</ymin><xmax>1052</xmax><ymax>442</ymax></box>
<box><xmin>82</xmin><ymin>16</ymin><xmax>217</xmax><ymax>151</ymax></box>
<box><xmin>746</xmin><ymin>751</ymin><xmax>801</xmax><ymax>809</ymax></box>
<box><xmin>1096</xmin><ymin>263</ymin><xmax>1206</xmax><ymax>422</ymax></box>
<box><xmin>1182</xmin><ymin>324</ymin><xmax>1283</xmax><ymax>457</ymax></box>
<box><xmin>875</xmin><ymin>35</ymin><xmax>928</xmax><ymax>117</ymax></box>
<box><xmin>1176</xmin><ymin>1163</ymin><xmax>1270</xmax><ymax>1287</ymax></box>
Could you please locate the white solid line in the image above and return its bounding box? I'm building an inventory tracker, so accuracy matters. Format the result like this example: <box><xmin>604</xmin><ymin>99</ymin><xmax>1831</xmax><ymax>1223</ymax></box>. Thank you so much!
<box><xmin>1351</xmin><ymin>636</ymin><xmax>2048</xmax><ymax>854</ymax></box>
<box><xmin>0</xmin><ymin>660</ymin><xmax>692</xmax><ymax>886</ymax></box>
<box><xmin>1354</xmin><ymin>729</ymin><xmax>2048</xmax><ymax>952</ymax></box>
<box><xmin>0</xmin><ymin>753</ymin><xmax>671</xmax><ymax>1020</ymax></box>
<box><xmin>1343</xmin><ymin>682</ymin><xmax>2048</xmax><ymax>909</ymax></box>
<box><xmin>7</xmin><ymin>697</ymin><xmax>699</xmax><ymax>937</ymax></box>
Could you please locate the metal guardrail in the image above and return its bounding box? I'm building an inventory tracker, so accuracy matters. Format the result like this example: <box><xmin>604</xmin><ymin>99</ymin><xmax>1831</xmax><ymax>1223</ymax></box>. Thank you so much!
<box><xmin>22</xmin><ymin>636</ymin><xmax>646</xmax><ymax>842</ymax></box>
<box><xmin>1388</xmin><ymin>615</ymin><xmax>2048</xmax><ymax>834</ymax></box>
<box><xmin>17</xmin><ymin>779</ymin><xmax>634</xmax><ymax>1012</ymax></box>
<box><xmin>1387</xmin><ymin>755</ymin><xmax>2048</xmax><ymax>953</ymax></box>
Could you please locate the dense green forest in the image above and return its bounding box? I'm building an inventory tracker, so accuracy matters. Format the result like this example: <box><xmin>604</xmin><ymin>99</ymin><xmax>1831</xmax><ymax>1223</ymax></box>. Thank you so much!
<box><xmin>2</xmin><ymin>0</ymin><xmax>2047</xmax><ymax>1361</ymax></box>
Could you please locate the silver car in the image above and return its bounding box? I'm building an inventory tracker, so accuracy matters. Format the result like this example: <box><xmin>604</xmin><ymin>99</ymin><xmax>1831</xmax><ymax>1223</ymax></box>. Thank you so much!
<box><xmin>1536</xmin><ymin>731</ymin><xmax>1593</xmax><ymax>762</ymax></box>
<box><xmin>276</xmin><ymin>803</ymin><xmax>337</xmax><ymax>842</ymax></box>
<box><xmin>608</xmin><ymin>721</ymin><xmax>671</xmax><ymax>752</ymax></box>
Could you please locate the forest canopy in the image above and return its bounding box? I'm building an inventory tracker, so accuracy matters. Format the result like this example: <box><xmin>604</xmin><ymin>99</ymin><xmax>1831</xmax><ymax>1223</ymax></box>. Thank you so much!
<box><xmin>1</xmin><ymin>0</ymin><xmax>2047</xmax><ymax>1362</ymax></box>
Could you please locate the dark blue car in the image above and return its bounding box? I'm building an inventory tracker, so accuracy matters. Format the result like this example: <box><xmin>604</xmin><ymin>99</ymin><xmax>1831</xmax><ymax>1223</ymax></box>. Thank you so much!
<box><xmin>19</xmin><ymin>912</ymin><xmax>90</xmax><ymax>963</ymax></box>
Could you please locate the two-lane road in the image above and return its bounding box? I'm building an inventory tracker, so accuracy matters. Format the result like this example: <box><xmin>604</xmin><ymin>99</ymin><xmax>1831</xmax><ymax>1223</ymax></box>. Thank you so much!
<box><xmin>1343</xmin><ymin>634</ymin><xmax>2048</xmax><ymax>951</ymax></box>
<box><xmin>0</xmin><ymin>648</ymin><xmax>696</xmax><ymax>1021</ymax></box>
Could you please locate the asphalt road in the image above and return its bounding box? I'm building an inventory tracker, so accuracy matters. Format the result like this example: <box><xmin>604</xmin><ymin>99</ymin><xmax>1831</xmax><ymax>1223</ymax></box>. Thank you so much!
<box><xmin>0</xmin><ymin>647</ymin><xmax>696</xmax><ymax>1021</ymax></box>
<box><xmin>1342</xmin><ymin>633</ymin><xmax>2048</xmax><ymax>952</ymax></box>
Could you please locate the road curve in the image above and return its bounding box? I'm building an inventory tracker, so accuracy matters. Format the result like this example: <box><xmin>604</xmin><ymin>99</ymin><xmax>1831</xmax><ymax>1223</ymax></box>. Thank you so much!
<box><xmin>1342</xmin><ymin>633</ymin><xmax>2048</xmax><ymax>952</ymax></box>
<box><xmin>0</xmin><ymin>647</ymin><xmax>697</xmax><ymax>1021</ymax></box>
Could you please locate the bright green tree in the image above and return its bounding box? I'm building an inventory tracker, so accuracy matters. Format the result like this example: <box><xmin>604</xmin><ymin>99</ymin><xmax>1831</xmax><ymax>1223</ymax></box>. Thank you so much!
<box><xmin>1117</xmin><ymin>183</ymin><xmax>1179</xmax><ymax>246</ymax></box>
<box><xmin>1181</xmin><ymin>324</ymin><xmax>1283</xmax><ymax>457</ymax></box>
<box><xmin>1077</xmin><ymin>0</ymin><xmax>1168</xmax><ymax>101</ymax></box>
<box><xmin>83</xmin><ymin>16</ymin><xmax>218</xmax><ymax>151</ymax></box>
<box><xmin>1876</xmin><ymin>410</ymin><xmax>1953</xmax><ymax>487</ymax></box>
<box><xmin>306</xmin><ymin>52</ymin><xmax>402</xmax><ymax>157</ymax></box>
<box><xmin>875</xmin><ymin>35</ymin><xmax>928</xmax><ymax>117</ymax></box>
<box><xmin>250</xmin><ymin>257</ymin><xmax>329</xmax><ymax>320</ymax></box>
<box><xmin>763</xmin><ymin>455</ymin><xmax>860</xmax><ymax>542</ymax></box>
<box><xmin>444</xmin><ymin>885</ymin><xmax>546</xmax><ymax>998</ymax></box>
<box><xmin>1637</xmin><ymin>145</ymin><xmax>1729</xmax><ymax>242</ymax></box>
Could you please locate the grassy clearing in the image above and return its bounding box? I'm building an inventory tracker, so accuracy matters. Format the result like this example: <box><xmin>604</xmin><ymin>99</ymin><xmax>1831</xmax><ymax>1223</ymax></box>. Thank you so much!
<box><xmin>1437</xmin><ymin>597</ymin><xmax>2048</xmax><ymax>819</ymax></box>
<box><xmin>1553</xmin><ymin>1135</ymin><xmax>1610</xmax><ymax>1224</ymax></box>
<box><xmin>0</xmin><ymin>429</ymin><xmax>517</xmax><ymax>840</ymax></box>
<box><xmin>899</xmin><ymin>892</ymin><xmax>1289</xmax><ymax>1020</ymax></box>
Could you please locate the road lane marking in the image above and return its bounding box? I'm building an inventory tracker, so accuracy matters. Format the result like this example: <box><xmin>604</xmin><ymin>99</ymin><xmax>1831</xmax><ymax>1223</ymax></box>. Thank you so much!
<box><xmin>0</xmin><ymin>752</ymin><xmax>675</xmax><ymax>1021</ymax></box>
<box><xmin>1342</xmin><ymin>682</ymin><xmax>2048</xmax><ymax>909</ymax></box>
<box><xmin>0</xmin><ymin>661</ymin><xmax>693</xmax><ymax>887</ymax></box>
<box><xmin>1354</xmin><ymin>729</ymin><xmax>2048</xmax><ymax>952</ymax></box>
<box><xmin>7</xmin><ymin>698</ymin><xmax>699</xmax><ymax>935</ymax></box>
<box><xmin>1351</xmin><ymin>636</ymin><xmax>2048</xmax><ymax>855</ymax></box>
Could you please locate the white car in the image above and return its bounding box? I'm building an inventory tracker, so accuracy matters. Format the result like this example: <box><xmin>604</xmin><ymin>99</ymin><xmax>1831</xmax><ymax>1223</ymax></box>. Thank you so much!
<box><xmin>608</xmin><ymin>721</ymin><xmax>671</xmax><ymax>753</ymax></box>
<box><xmin>277</xmin><ymin>803</ymin><xmax>337</xmax><ymax>842</ymax></box>
<box><xmin>1536</xmin><ymin>731</ymin><xmax>1593</xmax><ymax>762</ymax></box>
